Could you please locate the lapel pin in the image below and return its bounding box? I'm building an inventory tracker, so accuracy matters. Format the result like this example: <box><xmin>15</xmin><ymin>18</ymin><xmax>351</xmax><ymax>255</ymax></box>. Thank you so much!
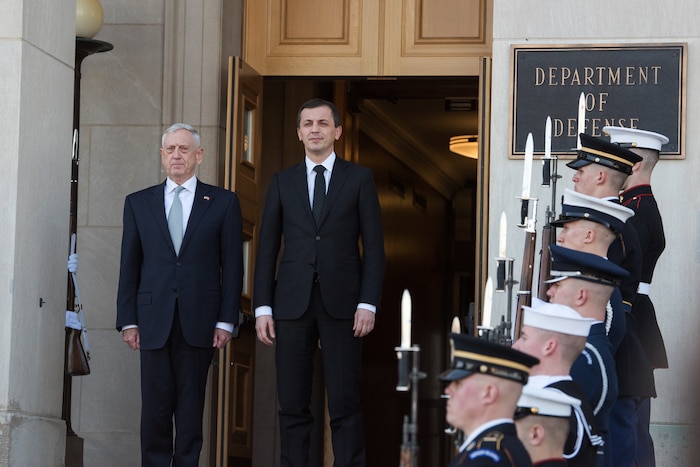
<box><xmin>203</xmin><ymin>195</ymin><xmax>210</xmax><ymax>201</ymax></box>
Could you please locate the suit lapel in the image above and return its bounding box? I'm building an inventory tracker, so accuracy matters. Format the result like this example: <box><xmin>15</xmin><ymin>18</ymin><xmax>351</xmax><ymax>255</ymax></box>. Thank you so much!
<box><xmin>292</xmin><ymin>162</ymin><xmax>316</xmax><ymax>225</ymax></box>
<box><xmin>322</xmin><ymin>158</ymin><xmax>349</xmax><ymax>225</ymax></box>
<box><xmin>180</xmin><ymin>181</ymin><xmax>214</xmax><ymax>252</ymax></box>
<box><xmin>149</xmin><ymin>182</ymin><xmax>174</xmax><ymax>250</ymax></box>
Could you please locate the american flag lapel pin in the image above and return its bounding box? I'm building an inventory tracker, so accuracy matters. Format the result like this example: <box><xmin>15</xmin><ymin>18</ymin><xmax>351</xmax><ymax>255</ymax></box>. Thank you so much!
<box><xmin>203</xmin><ymin>195</ymin><xmax>210</xmax><ymax>201</ymax></box>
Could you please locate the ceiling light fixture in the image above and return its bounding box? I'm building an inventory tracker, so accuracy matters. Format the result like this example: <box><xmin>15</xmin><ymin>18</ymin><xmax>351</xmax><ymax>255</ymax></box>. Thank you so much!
<box><xmin>449</xmin><ymin>135</ymin><xmax>479</xmax><ymax>159</ymax></box>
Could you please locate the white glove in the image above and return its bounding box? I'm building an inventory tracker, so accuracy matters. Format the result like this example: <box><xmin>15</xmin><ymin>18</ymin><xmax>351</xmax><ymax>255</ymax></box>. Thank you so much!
<box><xmin>65</xmin><ymin>310</ymin><xmax>82</xmax><ymax>330</ymax></box>
<box><xmin>68</xmin><ymin>253</ymin><xmax>78</xmax><ymax>274</ymax></box>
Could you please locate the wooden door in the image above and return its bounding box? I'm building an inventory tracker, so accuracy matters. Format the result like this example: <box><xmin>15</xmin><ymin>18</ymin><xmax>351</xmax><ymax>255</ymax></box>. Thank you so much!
<box><xmin>244</xmin><ymin>0</ymin><xmax>380</xmax><ymax>76</ymax></box>
<box><xmin>214</xmin><ymin>56</ymin><xmax>263</xmax><ymax>467</ymax></box>
<box><xmin>243</xmin><ymin>0</ymin><xmax>492</xmax><ymax>76</ymax></box>
<box><xmin>382</xmin><ymin>0</ymin><xmax>492</xmax><ymax>75</ymax></box>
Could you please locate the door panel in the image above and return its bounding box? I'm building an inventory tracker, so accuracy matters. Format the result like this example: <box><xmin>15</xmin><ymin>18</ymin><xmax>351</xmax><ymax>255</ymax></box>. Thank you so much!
<box><xmin>215</xmin><ymin>56</ymin><xmax>263</xmax><ymax>467</ymax></box>
<box><xmin>243</xmin><ymin>0</ymin><xmax>491</xmax><ymax>76</ymax></box>
<box><xmin>244</xmin><ymin>0</ymin><xmax>380</xmax><ymax>75</ymax></box>
<box><xmin>383</xmin><ymin>0</ymin><xmax>492</xmax><ymax>75</ymax></box>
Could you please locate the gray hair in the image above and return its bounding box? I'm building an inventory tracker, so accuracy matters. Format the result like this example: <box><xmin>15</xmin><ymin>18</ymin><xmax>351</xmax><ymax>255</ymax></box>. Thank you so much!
<box><xmin>162</xmin><ymin>123</ymin><xmax>201</xmax><ymax>148</ymax></box>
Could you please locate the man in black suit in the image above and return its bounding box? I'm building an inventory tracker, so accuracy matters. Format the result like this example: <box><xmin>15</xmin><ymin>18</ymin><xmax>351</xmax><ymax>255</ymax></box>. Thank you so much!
<box><xmin>254</xmin><ymin>98</ymin><xmax>385</xmax><ymax>466</ymax></box>
<box><xmin>117</xmin><ymin>123</ymin><xmax>243</xmax><ymax>467</ymax></box>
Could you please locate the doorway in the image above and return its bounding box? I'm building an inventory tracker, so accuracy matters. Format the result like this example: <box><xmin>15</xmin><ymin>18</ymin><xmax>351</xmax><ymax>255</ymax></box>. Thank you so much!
<box><xmin>250</xmin><ymin>77</ymin><xmax>481</xmax><ymax>466</ymax></box>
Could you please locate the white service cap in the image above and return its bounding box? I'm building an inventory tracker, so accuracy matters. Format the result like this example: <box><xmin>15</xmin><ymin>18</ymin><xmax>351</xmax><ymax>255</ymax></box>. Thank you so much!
<box><xmin>552</xmin><ymin>188</ymin><xmax>635</xmax><ymax>234</ymax></box>
<box><xmin>603</xmin><ymin>126</ymin><xmax>669</xmax><ymax>152</ymax></box>
<box><xmin>516</xmin><ymin>384</ymin><xmax>581</xmax><ymax>418</ymax></box>
<box><xmin>521</xmin><ymin>299</ymin><xmax>595</xmax><ymax>337</ymax></box>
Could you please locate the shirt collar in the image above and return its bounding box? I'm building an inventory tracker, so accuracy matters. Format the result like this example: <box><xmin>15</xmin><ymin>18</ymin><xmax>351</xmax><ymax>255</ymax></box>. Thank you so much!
<box><xmin>166</xmin><ymin>175</ymin><xmax>197</xmax><ymax>193</ymax></box>
<box><xmin>305</xmin><ymin>152</ymin><xmax>336</xmax><ymax>175</ymax></box>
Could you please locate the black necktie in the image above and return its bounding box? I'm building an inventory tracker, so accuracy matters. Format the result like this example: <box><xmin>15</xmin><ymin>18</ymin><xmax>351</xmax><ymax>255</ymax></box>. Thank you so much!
<box><xmin>312</xmin><ymin>165</ymin><xmax>326</xmax><ymax>225</ymax></box>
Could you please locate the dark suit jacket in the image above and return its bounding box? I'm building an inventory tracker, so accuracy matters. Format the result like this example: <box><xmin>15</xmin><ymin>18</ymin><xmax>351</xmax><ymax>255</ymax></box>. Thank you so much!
<box><xmin>253</xmin><ymin>158</ymin><xmax>385</xmax><ymax>319</ymax></box>
<box><xmin>116</xmin><ymin>180</ymin><xmax>243</xmax><ymax>350</ymax></box>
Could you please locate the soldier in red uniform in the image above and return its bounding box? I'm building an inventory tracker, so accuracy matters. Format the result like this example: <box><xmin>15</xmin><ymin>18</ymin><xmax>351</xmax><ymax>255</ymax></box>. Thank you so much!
<box><xmin>607</xmin><ymin>126</ymin><xmax>670</xmax><ymax>467</ymax></box>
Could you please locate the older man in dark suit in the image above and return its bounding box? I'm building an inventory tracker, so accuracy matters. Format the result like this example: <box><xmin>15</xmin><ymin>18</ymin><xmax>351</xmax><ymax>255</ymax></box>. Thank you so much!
<box><xmin>254</xmin><ymin>98</ymin><xmax>385</xmax><ymax>466</ymax></box>
<box><xmin>117</xmin><ymin>123</ymin><xmax>243</xmax><ymax>467</ymax></box>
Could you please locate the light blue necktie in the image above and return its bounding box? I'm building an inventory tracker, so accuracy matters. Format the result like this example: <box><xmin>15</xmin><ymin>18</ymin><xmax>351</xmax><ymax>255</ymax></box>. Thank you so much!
<box><xmin>168</xmin><ymin>186</ymin><xmax>185</xmax><ymax>254</ymax></box>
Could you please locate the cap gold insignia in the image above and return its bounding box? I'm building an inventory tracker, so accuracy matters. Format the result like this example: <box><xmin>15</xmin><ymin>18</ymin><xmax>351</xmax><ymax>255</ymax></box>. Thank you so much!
<box><xmin>453</xmin><ymin>349</ymin><xmax>533</xmax><ymax>374</ymax></box>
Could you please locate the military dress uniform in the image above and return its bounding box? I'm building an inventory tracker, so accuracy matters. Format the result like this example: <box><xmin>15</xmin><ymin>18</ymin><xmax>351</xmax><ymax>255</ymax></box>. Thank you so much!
<box><xmin>523</xmin><ymin>374</ymin><xmax>603</xmax><ymax>467</ymax></box>
<box><xmin>440</xmin><ymin>334</ymin><xmax>538</xmax><ymax>467</ymax></box>
<box><xmin>549</xmin><ymin>239</ymin><xmax>624</xmax><ymax>465</ymax></box>
<box><xmin>605</xmin><ymin>287</ymin><xmax>626</xmax><ymax>353</ymax></box>
<box><xmin>448</xmin><ymin>422</ymin><xmax>533</xmax><ymax>467</ymax></box>
<box><xmin>547</xmin><ymin>379</ymin><xmax>602</xmax><ymax>467</ymax></box>
<box><xmin>517</xmin><ymin>300</ymin><xmax>602</xmax><ymax>467</ymax></box>
<box><xmin>617</xmin><ymin>185</ymin><xmax>665</xmax><ymax>467</ymax></box>
<box><xmin>515</xmin><ymin>385</ymin><xmax>580</xmax><ymax>467</ymax></box>
<box><xmin>607</xmin><ymin>222</ymin><xmax>655</xmax><ymax>465</ymax></box>
<box><xmin>570</xmin><ymin>323</ymin><xmax>616</xmax><ymax>447</ymax></box>
<box><xmin>619</xmin><ymin>183</ymin><xmax>668</xmax><ymax>369</ymax></box>
<box><xmin>551</xmin><ymin>188</ymin><xmax>631</xmax><ymax>357</ymax></box>
<box><xmin>606</xmin><ymin>220</ymin><xmax>655</xmax><ymax>399</ymax></box>
<box><xmin>548</xmin><ymin>195</ymin><xmax>634</xmax><ymax>458</ymax></box>
<box><xmin>566</xmin><ymin>135</ymin><xmax>656</xmax><ymax>399</ymax></box>
<box><xmin>607</xmin><ymin>125</ymin><xmax>670</xmax><ymax>467</ymax></box>
<box><xmin>567</xmin><ymin>133</ymin><xmax>657</xmax><ymax>467</ymax></box>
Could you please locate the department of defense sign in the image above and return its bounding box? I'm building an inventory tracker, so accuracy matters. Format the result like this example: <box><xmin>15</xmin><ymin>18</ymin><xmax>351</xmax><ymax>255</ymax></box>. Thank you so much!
<box><xmin>509</xmin><ymin>44</ymin><xmax>686</xmax><ymax>159</ymax></box>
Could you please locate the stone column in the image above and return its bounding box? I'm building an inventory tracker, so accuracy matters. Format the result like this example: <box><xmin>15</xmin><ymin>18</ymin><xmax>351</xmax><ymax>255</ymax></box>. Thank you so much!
<box><xmin>0</xmin><ymin>1</ymin><xmax>76</xmax><ymax>466</ymax></box>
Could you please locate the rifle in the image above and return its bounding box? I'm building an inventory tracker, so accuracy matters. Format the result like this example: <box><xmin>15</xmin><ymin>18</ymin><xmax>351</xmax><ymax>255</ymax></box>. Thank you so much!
<box><xmin>513</xmin><ymin>219</ymin><xmax>537</xmax><ymax>339</ymax></box>
<box><xmin>513</xmin><ymin>133</ymin><xmax>536</xmax><ymax>340</ymax></box>
<box><xmin>536</xmin><ymin>117</ymin><xmax>561</xmax><ymax>301</ymax></box>
<box><xmin>536</xmin><ymin>225</ymin><xmax>555</xmax><ymax>301</ymax></box>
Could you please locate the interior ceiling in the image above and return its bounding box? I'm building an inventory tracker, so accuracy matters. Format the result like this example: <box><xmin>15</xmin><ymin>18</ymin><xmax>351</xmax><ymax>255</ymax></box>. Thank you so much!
<box><xmin>349</xmin><ymin>77</ymin><xmax>481</xmax><ymax>186</ymax></box>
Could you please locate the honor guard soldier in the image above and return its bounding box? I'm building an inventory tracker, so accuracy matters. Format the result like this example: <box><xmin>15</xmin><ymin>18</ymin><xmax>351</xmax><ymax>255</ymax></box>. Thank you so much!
<box><xmin>512</xmin><ymin>300</ymin><xmax>601</xmax><ymax>467</ymax></box>
<box><xmin>552</xmin><ymin>188</ymin><xmax>634</xmax><ymax>353</ymax></box>
<box><xmin>566</xmin><ymin>134</ymin><xmax>656</xmax><ymax>465</ymax></box>
<box><xmin>606</xmin><ymin>125</ymin><xmax>670</xmax><ymax>467</ymax></box>
<box><xmin>545</xmin><ymin>244</ymin><xmax>631</xmax><ymax>467</ymax></box>
<box><xmin>441</xmin><ymin>333</ymin><xmax>538</xmax><ymax>467</ymax></box>
<box><xmin>515</xmin><ymin>385</ymin><xmax>582</xmax><ymax>467</ymax></box>
<box><xmin>567</xmin><ymin>133</ymin><xmax>643</xmax><ymax>313</ymax></box>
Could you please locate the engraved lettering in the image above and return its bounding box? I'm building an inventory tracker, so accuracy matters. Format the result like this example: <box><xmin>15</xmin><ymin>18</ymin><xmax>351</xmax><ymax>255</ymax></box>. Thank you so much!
<box><xmin>535</xmin><ymin>68</ymin><xmax>545</xmax><ymax>86</ymax></box>
<box><xmin>608</xmin><ymin>68</ymin><xmax>621</xmax><ymax>85</ymax></box>
<box><xmin>561</xmin><ymin>67</ymin><xmax>571</xmax><ymax>85</ymax></box>
<box><xmin>598</xmin><ymin>93</ymin><xmax>608</xmax><ymax>111</ymax></box>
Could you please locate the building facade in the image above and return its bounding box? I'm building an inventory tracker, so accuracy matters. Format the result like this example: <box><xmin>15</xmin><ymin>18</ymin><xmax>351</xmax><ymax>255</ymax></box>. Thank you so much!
<box><xmin>0</xmin><ymin>0</ymin><xmax>698</xmax><ymax>466</ymax></box>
